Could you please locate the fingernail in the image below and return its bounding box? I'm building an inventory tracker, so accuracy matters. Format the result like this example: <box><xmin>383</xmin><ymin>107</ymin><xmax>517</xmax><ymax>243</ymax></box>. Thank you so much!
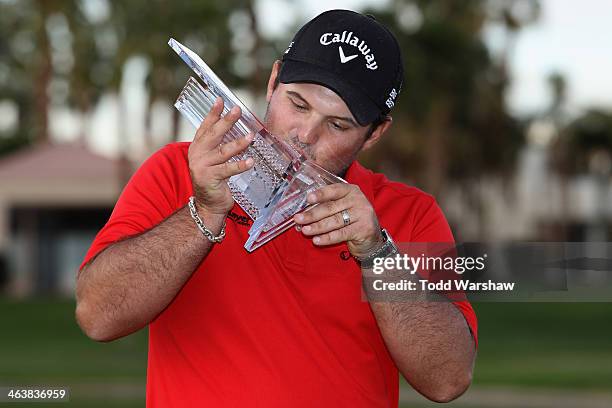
<box><xmin>313</xmin><ymin>237</ymin><xmax>321</xmax><ymax>244</ymax></box>
<box><xmin>231</xmin><ymin>106</ymin><xmax>240</xmax><ymax>115</ymax></box>
<box><xmin>295</xmin><ymin>214</ymin><xmax>304</xmax><ymax>222</ymax></box>
<box><xmin>307</xmin><ymin>193</ymin><xmax>316</xmax><ymax>203</ymax></box>
<box><xmin>246</xmin><ymin>158</ymin><xmax>254</xmax><ymax>166</ymax></box>
<box><xmin>302</xmin><ymin>226</ymin><xmax>311</xmax><ymax>233</ymax></box>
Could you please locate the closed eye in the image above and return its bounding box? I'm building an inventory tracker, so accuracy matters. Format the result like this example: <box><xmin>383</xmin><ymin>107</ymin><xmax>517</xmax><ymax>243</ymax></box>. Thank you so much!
<box><xmin>290</xmin><ymin>99</ymin><xmax>308</xmax><ymax>111</ymax></box>
<box><xmin>330</xmin><ymin>121</ymin><xmax>348</xmax><ymax>131</ymax></box>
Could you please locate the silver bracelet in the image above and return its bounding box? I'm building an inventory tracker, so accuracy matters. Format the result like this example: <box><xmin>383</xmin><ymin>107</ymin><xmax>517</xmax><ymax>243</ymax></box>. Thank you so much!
<box><xmin>187</xmin><ymin>196</ymin><xmax>226</xmax><ymax>243</ymax></box>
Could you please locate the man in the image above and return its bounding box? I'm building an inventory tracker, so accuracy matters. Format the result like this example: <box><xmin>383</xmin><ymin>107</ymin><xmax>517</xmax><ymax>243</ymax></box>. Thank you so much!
<box><xmin>76</xmin><ymin>9</ymin><xmax>477</xmax><ymax>407</ymax></box>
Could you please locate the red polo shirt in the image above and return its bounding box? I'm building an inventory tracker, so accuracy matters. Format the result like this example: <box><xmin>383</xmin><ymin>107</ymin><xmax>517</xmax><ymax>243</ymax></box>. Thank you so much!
<box><xmin>81</xmin><ymin>142</ymin><xmax>477</xmax><ymax>407</ymax></box>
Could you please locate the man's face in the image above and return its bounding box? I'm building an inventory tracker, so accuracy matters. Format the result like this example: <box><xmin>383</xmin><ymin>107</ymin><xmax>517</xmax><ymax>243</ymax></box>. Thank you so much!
<box><xmin>264</xmin><ymin>80</ymin><xmax>372</xmax><ymax>176</ymax></box>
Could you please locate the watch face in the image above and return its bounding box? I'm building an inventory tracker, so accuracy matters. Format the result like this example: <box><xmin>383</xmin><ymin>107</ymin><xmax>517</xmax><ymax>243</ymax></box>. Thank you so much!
<box><xmin>381</xmin><ymin>229</ymin><xmax>394</xmax><ymax>246</ymax></box>
<box><xmin>381</xmin><ymin>228</ymin><xmax>390</xmax><ymax>242</ymax></box>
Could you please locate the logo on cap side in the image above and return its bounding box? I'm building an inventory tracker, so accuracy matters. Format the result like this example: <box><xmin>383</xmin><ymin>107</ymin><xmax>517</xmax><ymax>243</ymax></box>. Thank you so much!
<box><xmin>338</xmin><ymin>46</ymin><xmax>358</xmax><ymax>64</ymax></box>
<box><xmin>284</xmin><ymin>41</ymin><xmax>294</xmax><ymax>54</ymax></box>
<box><xmin>385</xmin><ymin>88</ymin><xmax>398</xmax><ymax>109</ymax></box>
<box><xmin>319</xmin><ymin>31</ymin><xmax>378</xmax><ymax>70</ymax></box>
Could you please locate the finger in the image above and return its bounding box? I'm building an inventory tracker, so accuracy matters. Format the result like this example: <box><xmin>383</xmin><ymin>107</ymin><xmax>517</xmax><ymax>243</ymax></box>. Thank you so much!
<box><xmin>294</xmin><ymin>197</ymin><xmax>349</xmax><ymax>225</ymax></box>
<box><xmin>203</xmin><ymin>132</ymin><xmax>255</xmax><ymax>166</ymax></box>
<box><xmin>301</xmin><ymin>210</ymin><xmax>359</xmax><ymax>236</ymax></box>
<box><xmin>202</xmin><ymin>105</ymin><xmax>242</xmax><ymax>149</ymax></box>
<box><xmin>312</xmin><ymin>224</ymin><xmax>356</xmax><ymax>246</ymax></box>
<box><xmin>208</xmin><ymin>157</ymin><xmax>255</xmax><ymax>181</ymax></box>
<box><xmin>306</xmin><ymin>183</ymin><xmax>353</xmax><ymax>206</ymax></box>
<box><xmin>194</xmin><ymin>97</ymin><xmax>224</xmax><ymax>143</ymax></box>
<box><xmin>199</xmin><ymin>105</ymin><xmax>241</xmax><ymax>152</ymax></box>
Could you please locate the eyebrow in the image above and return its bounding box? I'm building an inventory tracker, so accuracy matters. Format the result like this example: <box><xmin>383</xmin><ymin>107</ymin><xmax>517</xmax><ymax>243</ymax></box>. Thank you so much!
<box><xmin>286</xmin><ymin>90</ymin><xmax>359</xmax><ymax>128</ymax></box>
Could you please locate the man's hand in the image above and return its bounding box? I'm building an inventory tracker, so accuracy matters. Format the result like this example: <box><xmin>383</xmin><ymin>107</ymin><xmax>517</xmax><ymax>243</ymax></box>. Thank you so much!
<box><xmin>188</xmin><ymin>97</ymin><xmax>254</xmax><ymax>217</ymax></box>
<box><xmin>293</xmin><ymin>183</ymin><xmax>384</xmax><ymax>258</ymax></box>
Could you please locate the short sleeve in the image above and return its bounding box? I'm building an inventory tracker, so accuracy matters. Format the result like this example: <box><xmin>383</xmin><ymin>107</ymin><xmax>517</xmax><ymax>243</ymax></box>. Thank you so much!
<box><xmin>79</xmin><ymin>144</ymin><xmax>189</xmax><ymax>271</ymax></box>
<box><xmin>405</xmin><ymin>197</ymin><xmax>479</xmax><ymax>347</ymax></box>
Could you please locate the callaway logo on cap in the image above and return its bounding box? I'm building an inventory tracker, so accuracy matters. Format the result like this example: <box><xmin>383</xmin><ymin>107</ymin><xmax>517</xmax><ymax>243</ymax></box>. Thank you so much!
<box><xmin>320</xmin><ymin>31</ymin><xmax>378</xmax><ymax>69</ymax></box>
<box><xmin>279</xmin><ymin>9</ymin><xmax>404</xmax><ymax>126</ymax></box>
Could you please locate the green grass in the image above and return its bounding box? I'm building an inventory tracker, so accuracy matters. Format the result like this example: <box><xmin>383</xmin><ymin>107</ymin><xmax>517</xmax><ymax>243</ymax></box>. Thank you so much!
<box><xmin>1</xmin><ymin>299</ymin><xmax>611</xmax><ymax>407</ymax></box>
<box><xmin>471</xmin><ymin>302</ymin><xmax>612</xmax><ymax>390</ymax></box>
<box><xmin>0</xmin><ymin>298</ymin><xmax>147</xmax><ymax>406</ymax></box>
<box><xmin>0</xmin><ymin>298</ymin><xmax>148</xmax><ymax>382</ymax></box>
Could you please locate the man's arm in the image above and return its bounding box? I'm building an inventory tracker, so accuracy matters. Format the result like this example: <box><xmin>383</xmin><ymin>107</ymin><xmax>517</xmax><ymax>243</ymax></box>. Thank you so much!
<box><xmin>364</xmin><ymin>269</ymin><xmax>476</xmax><ymax>402</ymax></box>
<box><xmin>294</xmin><ymin>184</ymin><xmax>476</xmax><ymax>403</ymax></box>
<box><xmin>76</xmin><ymin>98</ymin><xmax>254</xmax><ymax>342</ymax></box>
<box><xmin>76</xmin><ymin>206</ymin><xmax>223</xmax><ymax>342</ymax></box>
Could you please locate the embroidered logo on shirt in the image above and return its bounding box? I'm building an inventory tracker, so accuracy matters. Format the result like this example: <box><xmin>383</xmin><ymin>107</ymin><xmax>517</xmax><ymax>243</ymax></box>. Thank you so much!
<box><xmin>340</xmin><ymin>250</ymin><xmax>353</xmax><ymax>261</ymax></box>
<box><xmin>227</xmin><ymin>211</ymin><xmax>252</xmax><ymax>227</ymax></box>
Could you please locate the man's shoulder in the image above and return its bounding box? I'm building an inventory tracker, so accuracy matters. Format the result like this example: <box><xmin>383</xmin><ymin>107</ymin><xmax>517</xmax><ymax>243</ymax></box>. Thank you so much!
<box><xmin>374</xmin><ymin>175</ymin><xmax>435</xmax><ymax>203</ymax></box>
<box><xmin>128</xmin><ymin>141</ymin><xmax>193</xmax><ymax>199</ymax></box>
<box><xmin>348</xmin><ymin>161</ymin><xmax>436</xmax><ymax>206</ymax></box>
<box><xmin>154</xmin><ymin>141</ymin><xmax>190</xmax><ymax>159</ymax></box>
<box><xmin>350</xmin><ymin>162</ymin><xmax>452</xmax><ymax>242</ymax></box>
<box><xmin>137</xmin><ymin>142</ymin><xmax>190</xmax><ymax>172</ymax></box>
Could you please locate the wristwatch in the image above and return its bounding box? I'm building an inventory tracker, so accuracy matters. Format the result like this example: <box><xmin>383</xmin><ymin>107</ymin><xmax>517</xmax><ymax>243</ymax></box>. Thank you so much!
<box><xmin>353</xmin><ymin>228</ymin><xmax>399</xmax><ymax>268</ymax></box>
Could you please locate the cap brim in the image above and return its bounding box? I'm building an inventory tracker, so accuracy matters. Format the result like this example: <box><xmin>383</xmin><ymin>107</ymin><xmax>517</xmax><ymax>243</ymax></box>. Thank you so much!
<box><xmin>278</xmin><ymin>59</ymin><xmax>381</xmax><ymax>126</ymax></box>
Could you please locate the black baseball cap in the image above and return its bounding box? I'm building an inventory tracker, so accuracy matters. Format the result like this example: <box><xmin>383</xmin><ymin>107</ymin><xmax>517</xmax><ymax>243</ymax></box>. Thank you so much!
<box><xmin>279</xmin><ymin>9</ymin><xmax>404</xmax><ymax>126</ymax></box>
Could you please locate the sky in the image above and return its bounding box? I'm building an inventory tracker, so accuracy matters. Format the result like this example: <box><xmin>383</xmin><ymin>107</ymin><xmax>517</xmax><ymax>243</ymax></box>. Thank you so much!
<box><xmin>502</xmin><ymin>0</ymin><xmax>612</xmax><ymax>116</ymax></box>
<box><xmin>40</xmin><ymin>0</ymin><xmax>612</xmax><ymax>157</ymax></box>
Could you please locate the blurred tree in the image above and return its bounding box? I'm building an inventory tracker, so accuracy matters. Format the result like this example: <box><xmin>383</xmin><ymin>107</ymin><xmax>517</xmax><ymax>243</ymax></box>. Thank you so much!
<box><xmin>544</xmin><ymin>71</ymin><xmax>570</xmax><ymax>238</ymax></box>
<box><xmin>547</xmin><ymin>72</ymin><xmax>567</xmax><ymax>119</ymax></box>
<box><xmin>361</xmin><ymin>0</ymin><xmax>539</xmax><ymax>197</ymax></box>
<box><xmin>559</xmin><ymin>109</ymin><xmax>612</xmax><ymax>241</ymax></box>
<box><xmin>65</xmin><ymin>1</ymin><xmax>113</xmax><ymax>141</ymax></box>
<box><xmin>0</xmin><ymin>0</ymin><xmax>54</xmax><ymax>153</ymax></box>
<box><xmin>107</xmin><ymin>1</ymin><xmax>226</xmax><ymax>151</ymax></box>
<box><xmin>0</xmin><ymin>1</ymin><xmax>33</xmax><ymax>155</ymax></box>
<box><xmin>0</xmin><ymin>0</ymin><xmax>274</xmax><ymax>156</ymax></box>
<box><xmin>556</xmin><ymin>110</ymin><xmax>612</xmax><ymax>175</ymax></box>
<box><xmin>106</xmin><ymin>0</ymin><xmax>273</xmax><ymax>154</ymax></box>
<box><xmin>0</xmin><ymin>0</ymin><xmax>108</xmax><ymax>154</ymax></box>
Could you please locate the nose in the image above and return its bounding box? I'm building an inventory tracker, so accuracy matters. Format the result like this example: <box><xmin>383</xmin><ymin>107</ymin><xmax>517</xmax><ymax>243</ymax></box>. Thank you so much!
<box><xmin>296</xmin><ymin>120</ymin><xmax>321</xmax><ymax>145</ymax></box>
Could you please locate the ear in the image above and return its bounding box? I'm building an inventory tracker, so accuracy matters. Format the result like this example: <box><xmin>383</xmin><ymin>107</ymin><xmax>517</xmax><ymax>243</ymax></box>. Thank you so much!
<box><xmin>266</xmin><ymin>60</ymin><xmax>282</xmax><ymax>102</ymax></box>
<box><xmin>361</xmin><ymin>116</ymin><xmax>393</xmax><ymax>151</ymax></box>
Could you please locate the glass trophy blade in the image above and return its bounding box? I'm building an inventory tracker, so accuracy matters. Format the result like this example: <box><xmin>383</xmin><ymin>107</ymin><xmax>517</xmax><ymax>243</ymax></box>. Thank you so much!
<box><xmin>169</xmin><ymin>38</ymin><xmax>261</xmax><ymax>130</ymax></box>
<box><xmin>245</xmin><ymin>161</ymin><xmax>345</xmax><ymax>251</ymax></box>
<box><xmin>169</xmin><ymin>38</ymin><xmax>346</xmax><ymax>251</ymax></box>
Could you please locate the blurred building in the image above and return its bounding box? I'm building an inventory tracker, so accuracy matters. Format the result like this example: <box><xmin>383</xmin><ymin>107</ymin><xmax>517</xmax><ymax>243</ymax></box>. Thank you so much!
<box><xmin>444</xmin><ymin>120</ymin><xmax>612</xmax><ymax>243</ymax></box>
<box><xmin>0</xmin><ymin>143</ymin><xmax>124</xmax><ymax>297</ymax></box>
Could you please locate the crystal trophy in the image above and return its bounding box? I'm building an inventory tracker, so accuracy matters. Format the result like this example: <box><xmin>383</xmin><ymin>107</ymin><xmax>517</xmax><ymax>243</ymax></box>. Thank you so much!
<box><xmin>169</xmin><ymin>38</ymin><xmax>346</xmax><ymax>252</ymax></box>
